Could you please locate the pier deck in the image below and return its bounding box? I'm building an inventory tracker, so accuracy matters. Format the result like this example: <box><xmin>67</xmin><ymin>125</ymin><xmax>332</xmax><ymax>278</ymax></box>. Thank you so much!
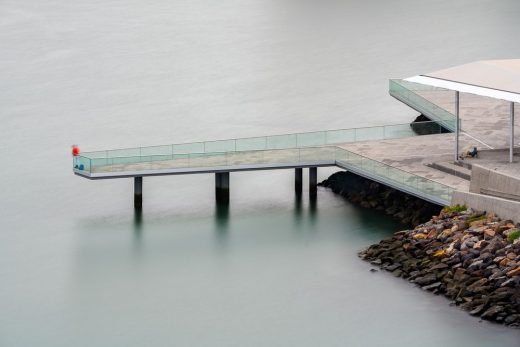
<box><xmin>74</xmin><ymin>79</ymin><xmax>518</xmax><ymax>208</ymax></box>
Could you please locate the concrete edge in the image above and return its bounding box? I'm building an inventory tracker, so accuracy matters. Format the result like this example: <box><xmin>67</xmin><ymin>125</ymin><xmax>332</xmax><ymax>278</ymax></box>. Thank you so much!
<box><xmin>451</xmin><ymin>190</ymin><xmax>520</xmax><ymax>222</ymax></box>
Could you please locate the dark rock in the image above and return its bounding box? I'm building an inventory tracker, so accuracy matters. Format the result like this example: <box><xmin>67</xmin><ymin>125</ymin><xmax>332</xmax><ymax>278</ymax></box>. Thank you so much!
<box><xmin>385</xmin><ymin>263</ymin><xmax>402</xmax><ymax>271</ymax></box>
<box><xmin>320</xmin><ymin>171</ymin><xmax>442</xmax><ymax>226</ymax></box>
<box><xmin>370</xmin><ymin>258</ymin><xmax>382</xmax><ymax>265</ymax></box>
<box><xmin>355</xmin><ymin>206</ymin><xmax>519</xmax><ymax>328</ymax></box>
<box><xmin>392</xmin><ymin>269</ymin><xmax>403</xmax><ymax>277</ymax></box>
<box><xmin>468</xmin><ymin>260</ymin><xmax>485</xmax><ymax>271</ymax></box>
<box><xmin>481</xmin><ymin>305</ymin><xmax>504</xmax><ymax>320</ymax></box>
<box><xmin>505</xmin><ymin>314</ymin><xmax>520</xmax><ymax>325</ymax></box>
<box><xmin>414</xmin><ymin>273</ymin><xmax>437</xmax><ymax>286</ymax></box>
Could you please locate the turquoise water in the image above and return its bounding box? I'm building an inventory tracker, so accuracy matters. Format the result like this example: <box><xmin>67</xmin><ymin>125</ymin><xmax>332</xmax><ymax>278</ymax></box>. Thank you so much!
<box><xmin>2</xmin><ymin>0</ymin><xmax>520</xmax><ymax>345</ymax></box>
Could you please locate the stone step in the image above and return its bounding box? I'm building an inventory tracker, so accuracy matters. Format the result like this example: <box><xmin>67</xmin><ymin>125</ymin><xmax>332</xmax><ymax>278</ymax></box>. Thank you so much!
<box><xmin>427</xmin><ymin>161</ymin><xmax>472</xmax><ymax>181</ymax></box>
<box><xmin>454</xmin><ymin>160</ymin><xmax>472</xmax><ymax>170</ymax></box>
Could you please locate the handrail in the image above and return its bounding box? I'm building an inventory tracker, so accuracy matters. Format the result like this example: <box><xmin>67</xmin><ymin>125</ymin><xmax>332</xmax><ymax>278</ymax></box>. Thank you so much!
<box><xmin>80</xmin><ymin>120</ymin><xmax>446</xmax><ymax>160</ymax></box>
<box><xmin>389</xmin><ymin>79</ymin><xmax>459</xmax><ymax>132</ymax></box>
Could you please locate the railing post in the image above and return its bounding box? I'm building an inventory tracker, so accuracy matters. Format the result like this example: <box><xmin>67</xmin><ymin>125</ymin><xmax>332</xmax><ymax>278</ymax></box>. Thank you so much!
<box><xmin>455</xmin><ymin>91</ymin><xmax>460</xmax><ymax>162</ymax></box>
<box><xmin>510</xmin><ymin>102</ymin><xmax>515</xmax><ymax>163</ymax></box>
<box><xmin>134</xmin><ymin>176</ymin><xmax>143</xmax><ymax>210</ymax></box>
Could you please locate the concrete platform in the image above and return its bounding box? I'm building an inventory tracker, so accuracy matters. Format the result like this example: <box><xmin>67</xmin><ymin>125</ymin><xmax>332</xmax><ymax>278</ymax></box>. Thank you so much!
<box><xmin>338</xmin><ymin>134</ymin><xmax>471</xmax><ymax>192</ymax></box>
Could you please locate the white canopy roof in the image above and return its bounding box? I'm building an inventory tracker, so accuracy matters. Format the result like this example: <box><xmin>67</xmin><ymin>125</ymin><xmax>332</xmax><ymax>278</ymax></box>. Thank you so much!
<box><xmin>405</xmin><ymin>59</ymin><xmax>520</xmax><ymax>103</ymax></box>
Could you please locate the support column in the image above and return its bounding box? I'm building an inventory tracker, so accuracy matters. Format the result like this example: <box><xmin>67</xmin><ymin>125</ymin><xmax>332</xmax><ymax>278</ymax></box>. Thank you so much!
<box><xmin>134</xmin><ymin>176</ymin><xmax>143</xmax><ymax>210</ymax></box>
<box><xmin>309</xmin><ymin>167</ymin><xmax>317</xmax><ymax>199</ymax></box>
<box><xmin>295</xmin><ymin>168</ymin><xmax>303</xmax><ymax>196</ymax></box>
<box><xmin>510</xmin><ymin>102</ymin><xmax>515</xmax><ymax>163</ymax></box>
<box><xmin>455</xmin><ymin>91</ymin><xmax>460</xmax><ymax>162</ymax></box>
<box><xmin>215</xmin><ymin>172</ymin><xmax>230</xmax><ymax>204</ymax></box>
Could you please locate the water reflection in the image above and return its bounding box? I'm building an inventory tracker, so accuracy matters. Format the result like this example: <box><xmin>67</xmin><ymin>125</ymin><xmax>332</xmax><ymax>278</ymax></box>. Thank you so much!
<box><xmin>292</xmin><ymin>192</ymin><xmax>319</xmax><ymax>229</ymax></box>
<box><xmin>214</xmin><ymin>203</ymin><xmax>230</xmax><ymax>247</ymax></box>
<box><xmin>309</xmin><ymin>194</ymin><xmax>318</xmax><ymax>226</ymax></box>
<box><xmin>293</xmin><ymin>194</ymin><xmax>303</xmax><ymax>226</ymax></box>
<box><xmin>133</xmin><ymin>209</ymin><xmax>143</xmax><ymax>253</ymax></box>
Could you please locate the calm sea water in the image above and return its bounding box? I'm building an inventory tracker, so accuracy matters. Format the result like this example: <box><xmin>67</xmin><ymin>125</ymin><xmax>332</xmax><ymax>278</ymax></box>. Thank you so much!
<box><xmin>1</xmin><ymin>0</ymin><xmax>520</xmax><ymax>346</ymax></box>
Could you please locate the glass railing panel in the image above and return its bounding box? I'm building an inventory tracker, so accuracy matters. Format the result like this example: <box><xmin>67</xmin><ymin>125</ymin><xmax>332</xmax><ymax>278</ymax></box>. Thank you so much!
<box><xmin>372</xmin><ymin>161</ymin><xmax>388</xmax><ymax>177</ymax></box>
<box><xmin>236</xmin><ymin>137</ymin><xmax>267</xmax><ymax>151</ymax></box>
<box><xmin>108</xmin><ymin>148</ymin><xmax>141</xmax><ymax>158</ymax></box>
<box><xmin>141</xmin><ymin>145</ymin><xmax>172</xmax><ymax>156</ymax></box>
<box><xmin>296</xmin><ymin>131</ymin><xmax>326</xmax><ymax>147</ymax></box>
<box><xmin>320</xmin><ymin>146</ymin><xmax>336</xmax><ymax>161</ymax></box>
<box><xmin>349</xmin><ymin>151</ymin><xmax>364</xmax><ymax>166</ymax></box>
<box><xmin>81</xmin><ymin>150</ymin><xmax>108</xmax><ymax>159</ymax></box>
<box><xmin>355</xmin><ymin>126</ymin><xmax>385</xmax><ymax>141</ymax></box>
<box><xmin>364</xmin><ymin>158</ymin><xmax>375</xmax><ymax>172</ymax></box>
<box><xmin>74</xmin><ymin>156</ymin><xmax>91</xmax><ymax>172</ymax></box>
<box><xmin>383</xmin><ymin>123</ymin><xmax>416</xmax><ymax>139</ymax></box>
<box><xmin>90</xmin><ymin>158</ymin><xmax>109</xmax><ymax>169</ymax></box>
<box><xmin>266</xmin><ymin>134</ymin><xmax>297</xmax><ymax>150</ymax></box>
<box><xmin>111</xmin><ymin>156</ymin><xmax>141</xmax><ymax>165</ymax></box>
<box><xmin>204</xmin><ymin>139</ymin><xmax>236</xmax><ymax>153</ymax></box>
<box><xmin>326</xmin><ymin>129</ymin><xmax>356</xmax><ymax>144</ymax></box>
<box><xmin>150</xmin><ymin>154</ymin><xmax>172</xmax><ymax>162</ymax></box>
<box><xmin>334</xmin><ymin>147</ymin><xmax>348</xmax><ymax>162</ymax></box>
<box><xmin>387</xmin><ymin>165</ymin><xmax>405</xmax><ymax>185</ymax></box>
<box><xmin>389</xmin><ymin>79</ymin><xmax>459</xmax><ymax>132</ymax></box>
<box><xmin>173</xmin><ymin>142</ymin><xmax>204</xmax><ymax>154</ymax></box>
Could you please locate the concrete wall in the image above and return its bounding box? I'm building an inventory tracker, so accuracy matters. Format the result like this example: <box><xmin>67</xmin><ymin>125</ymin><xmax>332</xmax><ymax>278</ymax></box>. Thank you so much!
<box><xmin>451</xmin><ymin>191</ymin><xmax>520</xmax><ymax>222</ymax></box>
<box><xmin>470</xmin><ymin>164</ymin><xmax>520</xmax><ymax>200</ymax></box>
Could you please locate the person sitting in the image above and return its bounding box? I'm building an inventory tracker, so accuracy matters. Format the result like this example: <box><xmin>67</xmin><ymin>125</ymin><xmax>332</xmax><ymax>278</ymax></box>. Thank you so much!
<box><xmin>468</xmin><ymin>146</ymin><xmax>478</xmax><ymax>158</ymax></box>
<box><xmin>459</xmin><ymin>146</ymin><xmax>478</xmax><ymax>160</ymax></box>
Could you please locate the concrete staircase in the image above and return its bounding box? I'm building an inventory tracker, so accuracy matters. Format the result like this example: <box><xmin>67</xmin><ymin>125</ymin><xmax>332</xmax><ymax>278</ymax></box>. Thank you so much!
<box><xmin>427</xmin><ymin>161</ymin><xmax>472</xmax><ymax>181</ymax></box>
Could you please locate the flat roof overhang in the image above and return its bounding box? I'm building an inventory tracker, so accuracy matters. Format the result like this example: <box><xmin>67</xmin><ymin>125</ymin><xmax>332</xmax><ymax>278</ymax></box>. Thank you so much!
<box><xmin>405</xmin><ymin>59</ymin><xmax>520</xmax><ymax>103</ymax></box>
<box><xmin>403</xmin><ymin>59</ymin><xmax>519</xmax><ymax>163</ymax></box>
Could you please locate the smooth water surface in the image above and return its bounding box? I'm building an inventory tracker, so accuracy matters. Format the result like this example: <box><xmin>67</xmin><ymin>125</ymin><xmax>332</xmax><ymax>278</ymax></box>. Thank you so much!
<box><xmin>1</xmin><ymin>0</ymin><xmax>520</xmax><ymax>346</ymax></box>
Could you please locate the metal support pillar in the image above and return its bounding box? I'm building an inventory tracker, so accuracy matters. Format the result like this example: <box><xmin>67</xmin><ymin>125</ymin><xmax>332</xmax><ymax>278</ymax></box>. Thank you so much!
<box><xmin>510</xmin><ymin>102</ymin><xmax>515</xmax><ymax>163</ymax></box>
<box><xmin>134</xmin><ymin>176</ymin><xmax>143</xmax><ymax>210</ymax></box>
<box><xmin>215</xmin><ymin>172</ymin><xmax>230</xmax><ymax>204</ymax></box>
<box><xmin>295</xmin><ymin>168</ymin><xmax>303</xmax><ymax>196</ymax></box>
<box><xmin>455</xmin><ymin>91</ymin><xmax>460</xmax><ymax>162</ymax></box>
<box><xmin>309</xmin><ymin>167</ymin><xmax>317</xmax><ymax>199</ymax></box>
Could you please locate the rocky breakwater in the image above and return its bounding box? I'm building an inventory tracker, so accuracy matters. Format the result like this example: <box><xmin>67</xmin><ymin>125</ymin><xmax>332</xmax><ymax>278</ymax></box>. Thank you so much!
<box><xmin>360</xmin><ymin>207</ymin><xmax>520</xmax><ymax>327</ymax></box>
<box><xmin>319</xmin><ymin>171</ymin><xmax>442</xmax><ymax>226</ymax></box>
